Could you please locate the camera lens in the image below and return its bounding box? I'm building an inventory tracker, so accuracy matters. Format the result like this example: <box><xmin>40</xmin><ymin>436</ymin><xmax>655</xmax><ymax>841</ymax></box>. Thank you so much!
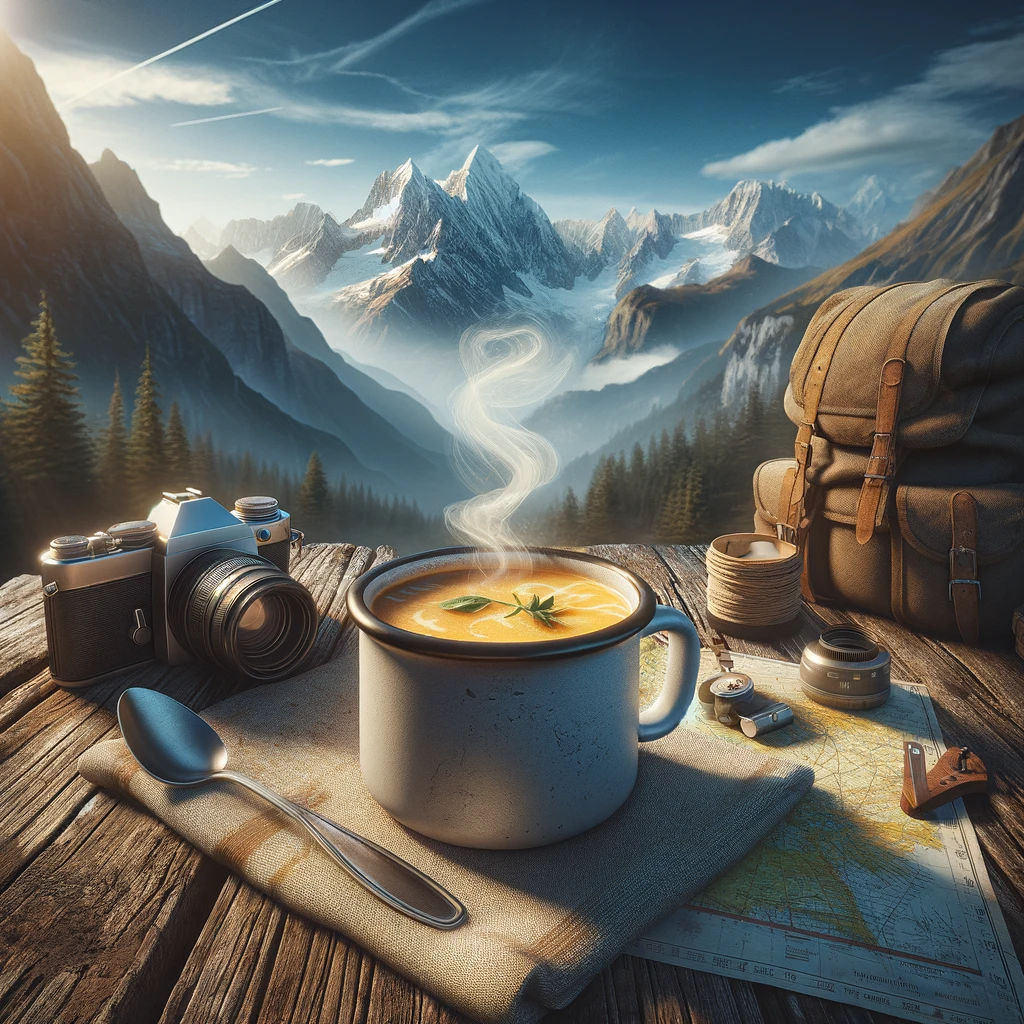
<box><xmin>167</xmin><ymin>548</ymin><xmax>317</xmax><ymax>681</ymax></box>
<box><xmin>800</xmin><ymin>625</ymin><xmax>891</xmax><ymax>710</ymax></box>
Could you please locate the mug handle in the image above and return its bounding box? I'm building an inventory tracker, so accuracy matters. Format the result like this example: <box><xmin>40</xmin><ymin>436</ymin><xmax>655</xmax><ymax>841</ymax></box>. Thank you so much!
<box><xmin>638</xmin><ymin>604</ymin><xmax>701</xmax><ymax>742</ymax></box>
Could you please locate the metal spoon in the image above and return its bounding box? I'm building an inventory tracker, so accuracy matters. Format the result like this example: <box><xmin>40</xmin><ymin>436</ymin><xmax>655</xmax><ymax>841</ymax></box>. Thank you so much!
<box><xmin>116</xmin><ymin>686</ymin><xmax>466</xmax><ymax>929</ymax></box>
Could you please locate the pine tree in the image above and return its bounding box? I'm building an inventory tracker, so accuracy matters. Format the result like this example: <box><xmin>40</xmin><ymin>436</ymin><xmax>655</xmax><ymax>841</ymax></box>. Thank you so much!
<box><xmin>680</xmin><ymin>462</ymin><xmax>709</xmax><ymax>540</ymax></box>
<box><xmin>3</xmin><ymin>292</ymin><xmax>93</xmax><ymax>537</ymax></box>
<box><xmin>582</xmin><ymin>457</ymin><xmax>613</xmax><ymax>543</ymax></box>
<box><xmin>191</xmin><ymin>433</ymin><xmax>216</xmax><ymax>495</ymax></box>
<box><xmin>126</xmin><ymin>347</ymin><xmax>164</xmax><ymax>512</ymax></box>
<box><xmin>165</xmin><ymin>401</ymin><xmax>191</xmax><ymax>486</ymax></box>
<box><xmin>296</xmin><ymin>451</ymin><xmax>332</xmax><ymax>541</ymax></box>
<box><xmin>98</xmin><ymin>372</ymin><xmax>128</xmax><ymax>512</ymax></box>
<box><xmin>560</xmin><ymin>487</ymin><xmax>582</xmax><ymax>543</ymax></box>
<box><xmin>654</xmin><ymin>476</ymin><xmax>686</xmax><ymax>543</ymax></box>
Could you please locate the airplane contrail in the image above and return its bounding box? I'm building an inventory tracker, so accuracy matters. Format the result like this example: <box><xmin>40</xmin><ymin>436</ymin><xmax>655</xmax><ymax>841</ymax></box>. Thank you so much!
<box><xmin>172</xmin><ymin>106</ymin><xmax>282</xmax><ymax>127</ymax></box>
<box><xmin>60</xmin><ymin>0</ymin><xmax>286</xmax><ymax>109</ymax></box>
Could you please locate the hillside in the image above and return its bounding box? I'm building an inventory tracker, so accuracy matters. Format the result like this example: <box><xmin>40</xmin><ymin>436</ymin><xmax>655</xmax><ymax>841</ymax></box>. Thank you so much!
<box><xmin>597</xmin><ymin>256</ymin><xmax>819</xmax><ymax>360</ymax></box>
<box><xmin>719</xmin><ymin>113</ymin><xmax>1024</xmax><ymax>406</ymax></box>
<box><xmin>203</xmin><ymin>245</ymin><xmax>450</xmax><ymax>455</ymax></box>
<box><xmin>0</xmin><ymin>32</ymin><xmax>386</xmax><ymax>485</ymax></box>
<box><xmin>90</xmin><ymin>151</ymin><xmax>457</xmax><ymax>506</ymax></box>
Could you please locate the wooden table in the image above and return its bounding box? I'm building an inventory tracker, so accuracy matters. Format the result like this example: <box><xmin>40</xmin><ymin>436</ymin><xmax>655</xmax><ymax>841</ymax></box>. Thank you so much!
<box><xmin>2</xmin><ymin>542</ymin><xmax>1023</xmax><ymax>1024</ymax></box>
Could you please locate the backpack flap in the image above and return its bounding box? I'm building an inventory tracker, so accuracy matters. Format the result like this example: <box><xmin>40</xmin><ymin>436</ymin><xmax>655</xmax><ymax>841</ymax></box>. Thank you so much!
<box><xmin>894</xmin><ymin>484</ymin><xmax>1024</xmax><ymax>642</ymax></box>
<box><xmin>784</xmin><ymin>280</ymin><xmax>1022</xmax><ymax>547</ymax></box>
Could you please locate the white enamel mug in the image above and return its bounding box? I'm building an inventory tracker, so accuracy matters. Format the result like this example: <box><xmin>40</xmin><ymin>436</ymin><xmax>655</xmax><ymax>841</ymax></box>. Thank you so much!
<box><xmin>347</xmin><ymin>547</ymin><xmax>701</xmax><ymax>849</ymax></box>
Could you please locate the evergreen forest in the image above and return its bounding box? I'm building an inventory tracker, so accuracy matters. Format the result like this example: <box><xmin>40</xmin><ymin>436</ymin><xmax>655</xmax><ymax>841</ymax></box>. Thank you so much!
<box><xmin>0</xmin><ymin>295</ymin><xmax>446</xmax><ymax>580</ymax></box>
<box><xmin>532</xmin><ymin>386</ymin><xmax>794</xmax><ymax>547</ymax></box>
<box><xmin>0</xmin><ymin>295</ymin><xmax>795</xmax><ymax>583</ymax></box>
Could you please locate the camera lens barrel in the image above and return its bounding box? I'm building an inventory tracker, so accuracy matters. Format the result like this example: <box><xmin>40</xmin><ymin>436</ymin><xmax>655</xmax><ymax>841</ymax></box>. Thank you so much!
<box><xmin>800</xmin><ymin>625</ymin><xmax>891</xmax><ymax>710</ymax></box>
<box><xmin>167</xmin><ymin>548</ymin><xmax>317</xmax><ymax>681</ymax></box>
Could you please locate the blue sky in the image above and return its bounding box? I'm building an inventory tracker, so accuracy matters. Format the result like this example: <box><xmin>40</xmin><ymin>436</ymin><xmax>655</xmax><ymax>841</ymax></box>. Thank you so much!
<box><xmin>7</xmin><ymin>0</ymin><xmax>1024</xmax><ymax>232</ymax></box>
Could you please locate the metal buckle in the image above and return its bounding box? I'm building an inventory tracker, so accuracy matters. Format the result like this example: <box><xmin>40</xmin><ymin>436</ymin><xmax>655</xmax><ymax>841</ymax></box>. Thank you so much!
<box><xmin>949</xmin><ymin>579</ymin><xmax>982</xmax><ymax>601</ymax></box>
<box><xmin>949</xmin><ymin>545</ymin><xmax>978</xmax><ymax>579</ymax></box>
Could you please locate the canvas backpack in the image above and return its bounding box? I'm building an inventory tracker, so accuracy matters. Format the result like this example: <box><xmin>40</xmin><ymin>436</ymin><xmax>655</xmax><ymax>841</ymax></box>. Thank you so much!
<box><xmin>751</xmin><ymin>279</ymin><xmax>1024</xmax><ymax>644</ymax></box>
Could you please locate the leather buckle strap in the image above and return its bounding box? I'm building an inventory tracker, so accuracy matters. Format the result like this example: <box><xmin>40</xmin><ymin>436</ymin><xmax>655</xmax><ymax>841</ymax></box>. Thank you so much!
<box><xmin>948</xmin><ymin>578</ymin><xmax>982</xmax><ymax>601</ymax></box>
<box><xmin>949</xmin><ymin>491</ymin><xmax>980</xmax><ymax>644</ymax></box>
<box><xmin>855</xmin><ymin>359</ymin><xmax>905</xmax><ymax>544</ymax></box>
<box><xmin>949</xmin><ymin>544</ymin><xmax>978</xmax><ymax>581</ymax></box>
<box><xmin>794</xmin><ymin>421</ymin><xmax>815</xmax><ymax>463</ymax></box>
<box><xmin>948</xmin><ymin>545</ymin><xmax>981</xmax><ymax>600</ymax></box>
<box><xmin>864</xmin><ymin>431</ymin><xmax>894</xmax><ymax>480</ymax></box>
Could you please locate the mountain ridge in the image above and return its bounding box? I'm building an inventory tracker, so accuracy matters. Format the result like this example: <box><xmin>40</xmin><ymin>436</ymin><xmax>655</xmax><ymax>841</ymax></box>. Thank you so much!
<box><xmin>89</xmin><ymin>150</ymin><xmax>458</xmax><ymax>506</ymax></box>
<box><xmin>0</xmin><ymin>31</ymin><xmax>381</xmax><ymax>486</ymax></box>
<box><xmin>717</xmin><ymin>113</ymin><xmax>1024</xmax><ymax>409</ymax></box>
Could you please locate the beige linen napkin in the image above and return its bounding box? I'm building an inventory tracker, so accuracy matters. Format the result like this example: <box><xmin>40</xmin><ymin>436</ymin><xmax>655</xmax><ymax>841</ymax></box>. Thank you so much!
<box><xmin>79</xmin><ymin>647</ymin><xmax>813</xmax><ymax>1024</ymax></box>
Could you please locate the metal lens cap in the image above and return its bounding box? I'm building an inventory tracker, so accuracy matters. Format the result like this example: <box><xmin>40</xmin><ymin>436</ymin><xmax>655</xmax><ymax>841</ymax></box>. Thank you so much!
<box><xmin>49</xmin><ymin>535</ymin><xmax>92</xmax><ymax>560</ymax></box>
<box><xmin>234</xmin><ymin>496</ymin><xmax>280</xmax><ymax>523</ymax></box>
<box><xmin>709</xmin><ymin>673</ymin><xmax>754</xmax><ymax>702</ymax></box>
<box><xmin>108</xmin><ymin>520</ymin><xmax>157</xmax><ymax>549</ymax></box>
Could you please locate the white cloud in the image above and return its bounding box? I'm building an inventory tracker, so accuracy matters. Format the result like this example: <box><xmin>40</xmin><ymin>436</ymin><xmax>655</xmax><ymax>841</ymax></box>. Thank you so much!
<box><xmin>151</xmin><ymin>158</ymin><xmax>259</xmax><ymax>178</ymax></box>
<box><xmin>703</xmin><ymin>30</ymin><xmax>1024</xmax><ymax>179</ymax></box>
<box><xmin>488</xmin><ymin>140</ymin><xmax>557</xmax><ymax>171</ymax></box>
<box><xmin>264</xmin><ymin>0</ymin><xmax>492</xmax><ymax>74</ymax></box>
<box><xmin>282</xmin><ymin>192</ymin><xmax>306</xmax><ymax>199</ymax></box>
<box><xmin>304</xmin><ymin>157</ymin><xmax>355</xmax><ymax>166</ymax></box>
<box><xmin>575</xmin><ymin>347</ymin><xmax>680</xmax><ymax>391</ymax></box>
<box><xmin>26</xmin><ymin>46</ymin><xmax>235</xmax><ymax>109</ymax></box>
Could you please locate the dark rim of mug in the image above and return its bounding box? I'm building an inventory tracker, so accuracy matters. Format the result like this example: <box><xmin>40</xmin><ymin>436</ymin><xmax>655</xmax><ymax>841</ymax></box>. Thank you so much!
<box><xmin>347</xmin><ymin>546</ymin><xmax>658</xmax><ymax>661</ymax></box>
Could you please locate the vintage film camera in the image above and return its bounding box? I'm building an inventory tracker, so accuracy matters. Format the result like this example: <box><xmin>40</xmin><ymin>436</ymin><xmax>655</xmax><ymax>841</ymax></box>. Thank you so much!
<box><xmin>41</xmin><ymin>490</ymin><xmax>315</xmax><ymax>687</ymax></box>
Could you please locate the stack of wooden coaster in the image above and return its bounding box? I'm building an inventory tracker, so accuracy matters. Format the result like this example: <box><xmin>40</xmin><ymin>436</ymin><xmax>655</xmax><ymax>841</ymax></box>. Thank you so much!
<box><xmin>705</xmin><ymin>533</ymin><xmax>803</xmax><ymax>639</ymax></box>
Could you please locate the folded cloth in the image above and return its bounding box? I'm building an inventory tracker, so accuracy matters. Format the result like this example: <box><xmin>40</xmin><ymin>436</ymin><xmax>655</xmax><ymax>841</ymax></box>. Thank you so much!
<box><xmin>79</xmin><ymin>647</ymin><xmax>813</xmax><ymax>1024</ymax></box>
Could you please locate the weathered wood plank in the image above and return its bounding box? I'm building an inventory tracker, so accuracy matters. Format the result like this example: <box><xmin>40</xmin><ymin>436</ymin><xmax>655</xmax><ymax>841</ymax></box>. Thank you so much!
<box><xmin>0</xmin><ymin>573</ymin><xmax>47</xmax><ymax>697</ymax></box>
<box><xmin>0</xmin><ymin>791</ymin><xmax>226</xmax><ymax>1024</ymax></box>
<box><xmin>2</xmin><ymin>542</ymin><xmax>1023</xmax><ymax>1024</ymax></box>
<box><xmin>0</xmin><ymin>543</ymin><xmax>380</xmax><ymax>1024</ymax></box>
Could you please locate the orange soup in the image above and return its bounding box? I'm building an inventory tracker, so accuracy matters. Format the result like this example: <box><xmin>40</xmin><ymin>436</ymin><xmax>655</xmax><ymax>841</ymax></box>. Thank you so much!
<box><xmin>372</xmin><ymin>567</ymin><xmax>633</xmax><ymax>642</ymax></box>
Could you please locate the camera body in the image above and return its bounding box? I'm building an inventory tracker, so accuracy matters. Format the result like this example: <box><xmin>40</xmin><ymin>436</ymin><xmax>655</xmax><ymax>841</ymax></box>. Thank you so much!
<box><xmin>698</xmin><ymin>671</ymin><xmax>794</xmax><ymax>738</ymax></box>
<box><xmin>150</xmin><ymin>490</ymin><xmax>260</xmax><ymax>665</ymax></box>
<box><xmin>41</xmin><ymin>526</ymin><xmax>157</xmax><ymax>685</ymax></box>
<box><xmin>41</xmin><ymin>489</ymin><xmax>316</xmax><ymax>687</ymax></box>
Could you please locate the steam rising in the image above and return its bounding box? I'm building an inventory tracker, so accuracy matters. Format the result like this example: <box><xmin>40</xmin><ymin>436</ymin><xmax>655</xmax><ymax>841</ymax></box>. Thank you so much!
<box><xmin>445</xmin><ymin>319</ymin><xmax>571</xmax><ymax>570</ymax></box>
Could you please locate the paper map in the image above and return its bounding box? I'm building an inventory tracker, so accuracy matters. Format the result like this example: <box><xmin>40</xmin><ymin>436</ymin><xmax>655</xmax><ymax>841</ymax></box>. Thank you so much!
<box><xmin>631</xmin><ymin>648</ymin><xmax>1024</xmax><ymax>1024</ymax></box>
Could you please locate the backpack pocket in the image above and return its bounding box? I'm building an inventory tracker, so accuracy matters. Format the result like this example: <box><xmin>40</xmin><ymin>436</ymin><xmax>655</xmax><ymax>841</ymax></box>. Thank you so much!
<box><xmin>893</xmin><ymin>484</ymin><xmax>1024</xmax><ymax>640</ymax></box>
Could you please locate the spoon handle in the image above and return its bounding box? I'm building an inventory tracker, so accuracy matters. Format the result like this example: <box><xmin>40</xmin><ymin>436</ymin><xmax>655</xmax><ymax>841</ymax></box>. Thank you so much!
<box><xmin>216</xmin><ymin>769</ymin><xmax>466</xmax><ymax>929</ymax></box>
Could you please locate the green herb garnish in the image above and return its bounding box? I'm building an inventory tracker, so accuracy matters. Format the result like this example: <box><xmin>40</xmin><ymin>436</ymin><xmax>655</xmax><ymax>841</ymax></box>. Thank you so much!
<box><xmin>439</xmin><ymin>592</ymin><xmax>561</xmax><ymax>627</ymax></box>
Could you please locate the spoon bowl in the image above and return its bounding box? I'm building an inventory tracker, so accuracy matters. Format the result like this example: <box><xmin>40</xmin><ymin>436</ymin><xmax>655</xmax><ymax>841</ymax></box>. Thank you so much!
<box><xmin>116</xmin><ymin>687</ymin><xmax>466</xmax><ymax>929</ymax></box>
<box><xmin>118</xmin><ymin>686</ymin><xmax>227</xmax><ymax>784</ymax></box>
